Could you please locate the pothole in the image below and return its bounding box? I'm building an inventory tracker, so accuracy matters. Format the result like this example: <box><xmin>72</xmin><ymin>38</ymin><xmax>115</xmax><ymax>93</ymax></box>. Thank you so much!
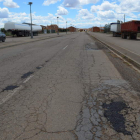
<box><xmin>21</xmin><ymin>72</ymin><xmax>34</xmax><ymax>79</ymax></box>
<box><xmin>102</xmin><ymin>101</ymin><xmax>131</xmax><ymax>135</ymax></box>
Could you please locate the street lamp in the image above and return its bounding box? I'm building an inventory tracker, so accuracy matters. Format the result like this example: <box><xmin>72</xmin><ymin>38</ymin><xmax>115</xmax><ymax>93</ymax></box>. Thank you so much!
<box><xmin>28</xmin><ymin>2</ymin><xmax>33</xmax><ymax>39</ymax></box>
<box><xmin>57</xmin><ymin>17</ymin><xmax>59</xmax><ymax>35</ymax></box>
<box><xmin>66</xmin><ymin>21</ymin><xmax>67</xmax><ymax>34</ymax></box>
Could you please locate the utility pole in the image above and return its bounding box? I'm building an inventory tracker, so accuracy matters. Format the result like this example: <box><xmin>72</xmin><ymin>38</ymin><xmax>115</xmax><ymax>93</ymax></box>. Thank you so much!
<box><xmin>28</xmin><ymin>2</ymin><xmax>33</xmax><ymax>39</ymax></box>
<box><xmin>66</xmin><ymin>21</ymin><xmax>67</xmax><ymax>34</ymax></box>
<box><xmin>57</xmin><ymin>17</ymin><xmax>59</xmax><ymax>35</ymax></box>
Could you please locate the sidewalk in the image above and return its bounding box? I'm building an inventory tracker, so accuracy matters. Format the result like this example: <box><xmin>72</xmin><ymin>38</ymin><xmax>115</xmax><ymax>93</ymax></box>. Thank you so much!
<box><xmin>88</xmin><ymin>32</ymin><xmax>140</xmax><ymax>67</ymax></box>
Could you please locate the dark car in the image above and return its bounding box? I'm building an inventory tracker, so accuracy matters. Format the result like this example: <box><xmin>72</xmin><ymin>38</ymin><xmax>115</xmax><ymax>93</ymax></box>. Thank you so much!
<box><xmin>0</xmin><ymin>31</ymin><xmax>6</xmax><ymax>42</ymax></box>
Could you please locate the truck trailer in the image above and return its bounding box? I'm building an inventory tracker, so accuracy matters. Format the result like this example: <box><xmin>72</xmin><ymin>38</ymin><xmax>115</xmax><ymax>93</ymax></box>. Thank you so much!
<box><xmin>4</xmin><ymin>22</ymin><xmax>42</xmax><ymax>37</ymax></box>
<box><xmin>110</xmin><ymin>23</ymin><xmax>121</xmax><ymax>37</ymax></box>
<box><xmin>121</xmin><ymin>20</ymin><xmax>140</xmax><ymax>39</ymax></box>
<box><xmin>110</xmin><ymin>20</ymin><xmax>140</xmax><ymax>39</ymax></box>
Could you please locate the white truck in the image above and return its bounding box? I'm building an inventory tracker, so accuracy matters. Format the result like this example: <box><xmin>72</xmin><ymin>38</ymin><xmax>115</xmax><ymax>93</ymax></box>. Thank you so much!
<box><xmin>110</xmin><ymin>23</ymin><xmax>121</xmax><ymax>37</ymax></box>
<box><xmin>4</xmin><ymin>22</ymin><xmax>42</xmax><ymax>37</ymax></box>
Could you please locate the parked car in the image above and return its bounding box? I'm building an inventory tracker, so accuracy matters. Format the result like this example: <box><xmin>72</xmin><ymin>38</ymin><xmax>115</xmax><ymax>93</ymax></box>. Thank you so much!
<box><xmin>0</xmin><ymin>31</ymin><xmax>6</xmax><ymax>42</ymax></box>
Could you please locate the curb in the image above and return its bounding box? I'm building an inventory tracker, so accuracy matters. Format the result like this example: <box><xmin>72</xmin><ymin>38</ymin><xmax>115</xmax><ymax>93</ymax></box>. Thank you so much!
<box><xmin>0</xmin><ymin>34</ymin><xmax>65</xmax><ymax>50</ymax></box>
<box><xmin>87</xmin><ymin>32</ymin><xmax>140</xmax><ymax>70</ymax></box>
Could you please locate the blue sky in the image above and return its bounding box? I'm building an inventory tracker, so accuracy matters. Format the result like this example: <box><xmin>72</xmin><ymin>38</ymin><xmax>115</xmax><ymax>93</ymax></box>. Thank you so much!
<box><xmin>0</xmin><ymin>0</ymin><xmax>140</xmax><ymax>28</ymax></box>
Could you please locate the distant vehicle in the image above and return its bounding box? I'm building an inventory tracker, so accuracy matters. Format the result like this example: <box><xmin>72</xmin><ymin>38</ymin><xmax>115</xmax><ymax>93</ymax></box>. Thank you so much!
<box><xmin>110</xmin><ymin>20</ymin><xmax>140</xmax><ymax>39</ymax></box>
<box><xmin>4</xmin><ymin>22</ymin><xmax>42</xmax><ymax>37</ymax></box>
<box><xmin>110</xmin><ymin>23</ymin><xmax>121</xmax><ymax>37</ymax></box>
<box><xmin>0</xmin><ymin>31</ymin><xmax>6</xmax><ymax>42</ymax></box>
<box><xmin>121</xmin><ymin>20</ymin><xmax>140</xmax><ymax>39</ymax></box>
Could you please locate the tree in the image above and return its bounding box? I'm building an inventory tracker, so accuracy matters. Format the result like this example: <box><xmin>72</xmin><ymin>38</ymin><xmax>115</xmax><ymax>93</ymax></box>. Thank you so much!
<box><xmin>104</xmin><ymin>24</ymin><xmax>110</xmax><ymax>33</ymax></box>
<box><xmin>1</xmin><ymin>28</ymin><xmax>6</xmax><ymax>33</ymax></box>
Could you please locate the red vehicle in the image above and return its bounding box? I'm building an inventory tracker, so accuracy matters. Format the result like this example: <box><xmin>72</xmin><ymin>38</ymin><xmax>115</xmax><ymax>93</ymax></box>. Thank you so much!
<box><xmin>121</xmin><ymin>20</ymin><xmax>140</xmax><ymax>39</ymax></box>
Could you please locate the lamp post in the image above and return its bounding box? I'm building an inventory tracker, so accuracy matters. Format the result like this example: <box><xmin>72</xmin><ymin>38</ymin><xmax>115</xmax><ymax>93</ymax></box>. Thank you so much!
<box><xmin>118</xmin><ymin>13</ymin><xmax>125</xmax><ymax>23</ymax></box>
<box><xmin>66</xmin><ymin>21</ymin><xmax>67</xmax><ymax>34</ymax></box>
<box><xmin>28</xmin><ymin>2</ymin><xmax>33</xmax><ymax>39</ymax></box>
<box><xmin>57</xmin><ymin>17</ymin><xmax>59</xmax><ymax>35</ymax></box>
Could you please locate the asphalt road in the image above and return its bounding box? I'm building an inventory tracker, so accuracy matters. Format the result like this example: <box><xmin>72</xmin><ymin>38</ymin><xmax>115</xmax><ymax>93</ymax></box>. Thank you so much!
<box><xmin>1</xmin><ymin>32</ymin><xmax>140</xmax><ymax>140</ymax></box>
<box><xmin>0</xmin><ymin>32</ymin><xmax>71</xmax><ymax>49</ymax></box>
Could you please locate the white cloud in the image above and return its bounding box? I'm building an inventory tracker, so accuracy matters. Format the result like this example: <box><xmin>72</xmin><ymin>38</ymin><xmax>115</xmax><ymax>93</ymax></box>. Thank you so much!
<box><xmin>63</xmin><ymin>0</ymin><xmax>99</xmax><ymax>8</ymax></box>
<box><xmin>90</xmin><ymin>5</ymin><xmax>99</xmax><ymax>12</ymax></box>
<box><xmin>79</xmin><ymin>0</ymin><xmax>99</xmax><ymax>5</ymax></box>
<box><xmin>77</xmin><ymin>9</ymin><xmax>94</xmax><ymax>20</ymax></box>
<box><xmin>3</xmin><ymin>0</ymin><xmax>19</xmax><ymax>8</ymax></box>
<box><xmin>97</xmin><ymin>10</ymin><xmax>115</xmax><ymax>19</ymax></box>
<box><xmin>63</xmin><ymin>0</ymin><xmax>80</xmax><ymax>8</ymax></box>
<box><xmin>118</xmin><ymin>0</ymin><xmax>140</xmax><ymax>13</ymax></box>
<box><xmin>0</xmin><ymin>7</ymin><xmax>9</xmax><ymax>18</ymax></box>
<box><xmin>100</xmin><ymin>1</ymin><xmax>118</xmax><ymax>11</ymax></box>
<box><xmin>0</xmin><ymin>12</ymin><xmax>69</xmax><ymax>28</ymax></box>
<box><xmin>91</xmin><ymin>1</ymin><xmax>118</xmax><ymax>12</ymax></box>
<box><xmin>57</xmin><ymin>6</ymin><xmax>68</xmax><ymax>15</ymax></box>
<box><xmin>43</xmin><ymin>0</ymin><xmax>61</xmax><ymax>6</ymax></box>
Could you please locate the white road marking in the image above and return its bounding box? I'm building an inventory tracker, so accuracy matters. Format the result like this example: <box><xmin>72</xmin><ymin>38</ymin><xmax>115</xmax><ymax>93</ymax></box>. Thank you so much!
<box><xmin>63</xmin><ymin>45</ymin><xmax>68</xmax><ymax>50</ymax></box>
<box><xmin>0</xmin><ymin>75</ymin><xmax>34</xmax><ymax>105</ymax></box>
<box><xmin>23</xmin><ymin>75</ymin><xmax>34</xmax><ymax>83</ymax></box>
<box><xmin>0</xmin><ymin>86</ymin><xmax>23</xmax><ymax>105</ymax></box>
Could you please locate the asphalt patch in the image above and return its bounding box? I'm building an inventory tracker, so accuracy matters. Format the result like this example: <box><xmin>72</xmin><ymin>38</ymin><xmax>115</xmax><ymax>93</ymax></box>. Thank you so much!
<box><xmin>85</xmin><ymin>43</ymin><xmax>99</xmax><ymax>50</ymax></box>
<box><xmin>21</xmin><ymin>72</ymin><xmax>34</xmax><ymax>79</ymax></box>
<box><xmin>2</xmin><ymin>85</ymin><xmax>19</xmax><ymax>92</ymax></box>
<box><xmin>103</xmin><ymin>101</ymin><xmax>132</xmax><ymax>135</ymax></box>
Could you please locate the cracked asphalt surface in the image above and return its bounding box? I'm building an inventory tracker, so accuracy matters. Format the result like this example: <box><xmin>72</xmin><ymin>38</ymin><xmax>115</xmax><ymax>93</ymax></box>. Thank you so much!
<box><xmin>0</xmin><ymin>32</ymin><xmax>140</xmax><ymax>140</ymax></box>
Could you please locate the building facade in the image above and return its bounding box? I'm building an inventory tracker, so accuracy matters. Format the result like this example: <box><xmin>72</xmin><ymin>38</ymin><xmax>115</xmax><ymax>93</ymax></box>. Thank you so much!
<box><xmin>68</xmin><ymin>26</ymin><xmax>76</xmax><ymax>32</ymax></box>
<box><xmin>46</xmin><ymin>24</ymin><xmax>58</xmax><ymax>32</ymax></box>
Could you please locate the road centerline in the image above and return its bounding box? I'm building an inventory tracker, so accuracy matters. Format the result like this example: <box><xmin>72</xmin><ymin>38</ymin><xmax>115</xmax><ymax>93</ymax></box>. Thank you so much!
<box><xmin>63</xmin><ymin>45</ymin><xmax>68</xmax><ymax>50</ymax></box>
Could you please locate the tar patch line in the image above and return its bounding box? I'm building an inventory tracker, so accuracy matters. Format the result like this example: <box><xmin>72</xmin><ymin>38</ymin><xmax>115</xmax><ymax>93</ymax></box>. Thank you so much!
<box><xmin>2</xmin><ymin>85</ymin><xmax>19</xmax><ymax>92</ymax></box>
<box><xmin>36</xmin><ymin>66</ymin><xmax>43</xmax><ymax>69</ymax></box>
<box><xmin>21</xmin><ymin>72</ymin><xmax>34</xmax><ymax>79</ymax></box>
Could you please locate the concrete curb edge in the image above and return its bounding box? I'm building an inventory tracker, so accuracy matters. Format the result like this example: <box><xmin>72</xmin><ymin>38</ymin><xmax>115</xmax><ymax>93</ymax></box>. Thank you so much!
<box><xmin>87</xmin><ymin>32</ymin><xmax>140</xmax><ymax>70</ymax></box>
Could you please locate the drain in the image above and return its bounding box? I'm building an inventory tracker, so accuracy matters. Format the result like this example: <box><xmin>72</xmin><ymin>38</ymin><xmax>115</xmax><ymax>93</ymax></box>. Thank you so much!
<box><xmin>21</xmin><ymin>72</ymin><xmax>34</xmax><ymax>79</ymax></box>
<box><xmin>103</xmin><ymin>101</ymin><xmax>131</xmax><ymax>135</ymax></box>
<box><xmin>2</xmin><ymin>85</ymin><xmax>19</xmax><ymax>92</ymax></box>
